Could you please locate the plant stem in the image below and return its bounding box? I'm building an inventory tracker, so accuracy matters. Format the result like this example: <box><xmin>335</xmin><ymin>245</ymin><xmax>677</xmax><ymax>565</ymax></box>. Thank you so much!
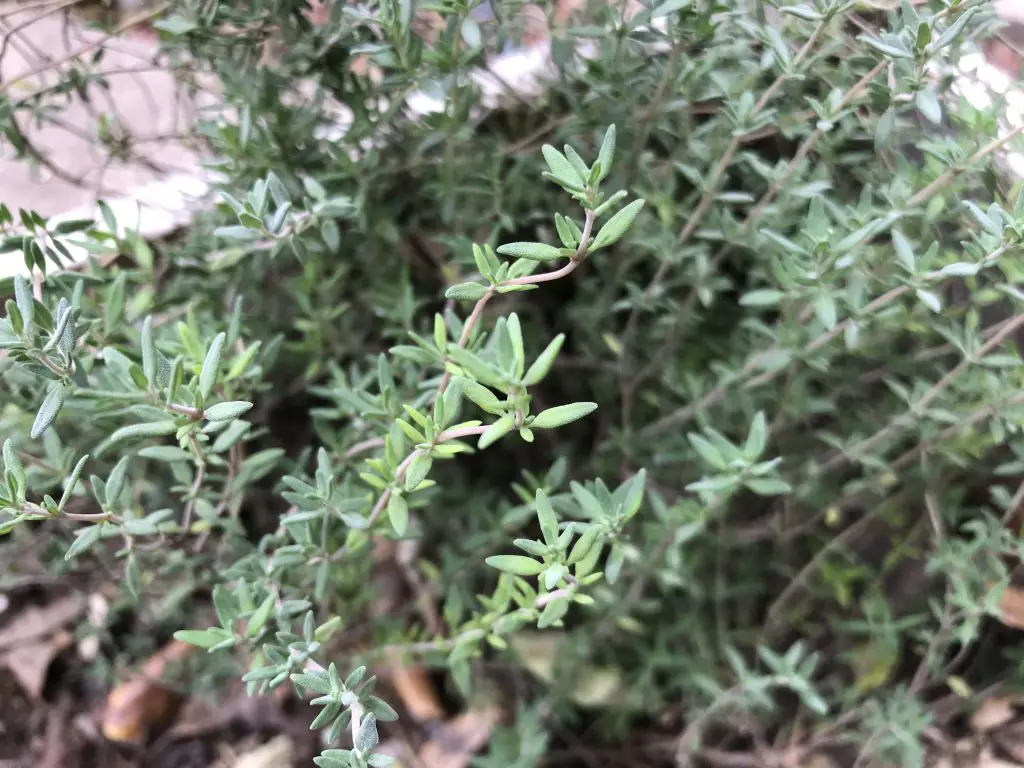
<box><xmin>819</xmin><ymin>311</ymin><xmax>1024</xmax><ymax>473</ymax></box>
<box><xmin>638</xmin><ymin>243</ymin><xmax>1011</xmax><ymax>439</ymax></box>
<box><xmin>619</xmin><ymin>18</ymin><xmax>829</xmax><ymax>360</ymax></box>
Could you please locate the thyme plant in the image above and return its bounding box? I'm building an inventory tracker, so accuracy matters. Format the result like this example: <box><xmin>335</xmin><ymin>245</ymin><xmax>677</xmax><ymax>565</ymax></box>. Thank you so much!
<box><xmin>1</xmin><ymin>0</ymin><xmax>1023</xmax><ymax>765</ymax></box>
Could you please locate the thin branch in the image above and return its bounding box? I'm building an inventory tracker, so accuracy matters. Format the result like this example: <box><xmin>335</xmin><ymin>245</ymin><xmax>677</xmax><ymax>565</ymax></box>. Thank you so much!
<box><xmin>0</xmin><ymin>1</ymin><xmax>171</xmax><ymax>94</ymax></box>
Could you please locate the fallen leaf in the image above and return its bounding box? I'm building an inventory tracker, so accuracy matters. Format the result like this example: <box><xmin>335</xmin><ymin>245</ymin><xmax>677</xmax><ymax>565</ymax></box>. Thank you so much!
<box><xmin>0</xmin><ymin>594</ymin><xmax>84</xmax><ymax>650</ymax></box>
<box><xmin>997</xmin><ymin>584</ymin><xmax>1024</xmax><ymax>630</ymax></box>
<box><xmin>101</xmin><ymin>638</ymin><xmax>194</xmax><ymax>743</ymax></box>
<box><xmin>233</xmin><ymin>735</ymin><xmax>294</xmax><ymax>768</ymax></box>
<box><xmin>2</xmin><ymin>628</ymin><xmax>73</xmax><ymax>699</ymax></box>
<box><xmin>992</xmin><ymin>721</ymin><xmax>1024</xmax><ymax>763</ymax></box>
<box><xmin>971</xmin><ymin>696</ymin><xmax>1017</xmax><ymax>733</ymax></box>
<box><xmin>386</xmin><ymin>656</ymin><xmax>445</xmax><ymax>724</ymax></box>
<box><xmin>418</xmin><ymin>706</ymin><xmax>502</xmax><ymax>768</ymax></box>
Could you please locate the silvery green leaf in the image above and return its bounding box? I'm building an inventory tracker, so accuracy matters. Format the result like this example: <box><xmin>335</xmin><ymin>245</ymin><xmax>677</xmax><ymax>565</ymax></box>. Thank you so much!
<box><xmin>496</xmin><ymin>242</ymin><xmax>565</xmax><ymax>262</ymax></box>
<box><xmin>590</xmin><ymin>200</ymin><xmax>645</xmax><ymax>250</ymax></box>
<box><xmin>100</xmin><ymin>420</ymin><xmax>180</xmax><ymax>454</ymax></box>
<box><xmin>404</xmin><ymin>454</ymin><xmax>432</xmax><ymax>491</ymax></box>
<box><xmin>478</xmin><ymin>413</ymin><xmax>515</xmax><ymax>449</ymax></box>
<box><xmin>531</xmin><ymin>402</ymin><xmax>597</xmax><ymax>429</ymax></box>
<box><xmin>2</xmin><ymin>440</ymin><xmax>23</xmax><ymax>485</ymax></box>
<box><xmin>486</xmin><ymin>554</ymin><xmax>544</xmax><ymax>575</ymax></box>
<box><xmin>915</xmin><ymin>87</ymin><xmax>941</xmax><ymax>125</ymax></box>
<box><xmin>31</xmin><ymin>383</ymin><xmax>64</xmax><ymax>439</ymax></box>
<box><xmin>141</xmin><ymin>315</ymin><xmax>156</xmax><ymax>384</ymax></box>
<box><xmin>105</xmin><ymin>456</ymin><xmax>129</xmax><ymax>508</ymax></box>
<box><xmin>537</xmin><ymin>596</ymin><xmax>569</xmax><ymax>628</ymax></box>
<box><xmin>891</xmin><ymin>229</ymin><xmax>915</xmax><ymax>272</ymax></box>
<box><xmin>205</xmin><ymin>401</ymin><xmax>254</xmax><ymax>422</ymax></box>
<box><xmin>199</xmin><ymin>332</ymin><xmax>226</xmax><ymax>400</ymax></box>
<box><xmin>535</xmin><ymin>489</ymin><xmax>558</xmax><ymax>546</ymax></box>
<box><xmin>456</xmin><ymin>377</ymin><xmax>503</xmax><ymax>415</ymax></box>
<box><xmin>354</xmin><ymin>714</ymin><xmax>379</xmax><ymax>753</ymax></box>
<box><xmin>387</xmin><ymin>493</ymin><xmax>408</xmax><ymax>535</ymax></box>
<box><xmin>542</xmin><ymin>144</ymin><xmax>585</xmax><ymax>186</ymax></box>
<box><xmin>522</xmin><ymin>333</ymin><xmax>564</xmax><ymax>386</ymax></box>
<box><xmin>596</xmin><ymin>124</ymin><xmax>616</xmax><ymax>183</ymax></box>
<box><xmin>64</xmin><ymin>523</ymin><xmax>103</xmax><ymax>561</ymax></box>
<box><xmin>13</xmin><ymin>275</ymin><xmax>32</xmax><ymax>328</ymax></box>
<box><xmin>445</xmin><ymin>282</ymin><xmax>489</xmax><ymax>301</ymax></box>
<box><xmin>744</xmin><ymin>412</ymin><xmax>768</xmax><ymax>460</ymax></box>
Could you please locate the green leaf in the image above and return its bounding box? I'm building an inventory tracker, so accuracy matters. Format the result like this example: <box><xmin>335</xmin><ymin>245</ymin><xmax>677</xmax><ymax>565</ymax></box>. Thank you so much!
<box><xmin>141</xmin><ymin>315</ymin><xmax>156</xmax><ymax>385</ymax></box>
<box><xmin>354</xmin><ymin>713</ymin><xmax>379</xmax><ymax>752</ymax></box>
<box><xmin>590</xmin><ymin>200</ymin><xmax>644</xmax><ymax>250</ymax></box>
<box><xmin>915</xmin><ymin>87</ymin><xmax>941</xmax><ymax>125</ymax></box>
<box><xmin>2</xmin><ymin>440</ymin><xmax>24</xmax><ymax>486</ymax></box>
<box><xmin>744</xmin><ymin>413</ymin><xmax>768</xmax><ymax>459</ymax></box>
<box><xmin>199</xmin><ymin>332</ymin><xmax>226</xmax><ymax>400</ymax></box>
<box><xmin>745</xmin><ymin>477</ymin><xmax>792</xmax><ymax>496</ymax></box>
<box><xmin>522</xmin><ymin>334</ymin><xmax>564</xmax><ymax>386</ymax></box>
<box><xmin>31</xmin><ymin>383</ymin><xmax>65</xmax><ymax>439</ymax></box>
<box><xmin>605</xmin><ymin>543</ymin><xmax>625</xmax><ymax>584</ymax></box>
<box><xmin>105</xmin><ymin>456</ymin><xmax>129</xmax><ymax>508</ymax></box>
<box><xmin>246</xmin><ymin>593</ymin><xmax>275</xmax><ymax>637</ymax></box>
<box><xmin>538</xmin><ymin>596</ymin><xmax>570</xmax><ymax>628</ymax></box>
<box><xmin>387</xmin><ymin>493</ymin><xmax>409</xmax><ymax>535</ymax></box>
<box><xmin>445</xmin><ymin>282</ymin><xmax>489</xmax><ymax>301</ymax></box>
<box><xmin>596</xmin><ymin>124</ymin><xmax>616</xmax><ymax>183</ymax></box>
<box><xmin>740</xmin><ymin>289</ymin><xmax>784</xmax><ymax>307</ymax></box>
<box><xmin>567</xmin><ymin>526</ymin><xmax>601</xmax><ymax>566</ymax></box>
<box><xmin>100</xmin><ymin>420</ymin><xmax>180</xmax><ymax>453</ymax></box>
<box><xmin>891</xmin><ymin>229</ymin><xmax>915</xmax><ymax>272</ymax></box>
<box><xmin>813</xmin><ymin>294</ymin><xmax>837</xmax><ymax>330</ymax></box>
<box><xmin>915</xmin><ymin>288</ymin><xmax>941</xmax><ymax>313</ymax></box>
<box><xmin>542</xmin><ymin>144</ymin><xmax>585</xmax><ymax>186</ymax></box>
<box><xmin>688</xmin><ymin>434</ymin><xmax>725</xmax><ymax>470</ymax></box>
<box><xmin>13</xmin><ymin>275</ymin><xmax>33</xmax><ymax>328</ymax></box>
<box><xmin>404</xmin><ymin>454</ymin><xmax>432</xmax><ymax>491</ymax></box>
<box><xmin>173</xmin><ymin>628</ymin><xmax>233</xmax><ymax>649</ymax></box>
<box><xmin>531</xmin><ymin>402</ymin><xmax>598</xmax><ymax>429</ymax></box>
<box><xmin>315</xmin><ymin>750</ymin><xmax>355</xmax><ymax>768</ymax></box>
<box><xmin>486</xmin><ymin>554</ymin><xmax>545</xmax><ymax>576</ymax></box>
<box><xmin>479</xmin><ymin>413</ymin><xmax>515</xmax><ymax>449</ymax></box>
<box><xmin>58</xmin><ymin>454</ymin><xmax>89</xmax><ymax>512</ymax></box>
<box><xmin>496</xmin><ymin>242</ymin><xmax>565</xmax><ymax>262</ymax></box>
<box><xmin>507</xmin><ymin>313</ymin><xmax>525</xmax><ymax>378</ymax></box>
<box><xmin>875</xmin><ymin>107</ymin><xmax>895</xmax><ymax>152</ymax></box>
<box><xmin>564</xmin><ymin>145</ymin><xmax>591</xmax><ymax>181</ymax></box>
<box><xmin>65</xmin><ymin>523</ymin><xmax>103</xmax><ymax>560</ymax></box>
<box><xmin>535</xmin><ymin>489</ymin><xmax>558</xmax><ymax>547</ymax></box>
<box><xmin>457</xmin><ymin>377</ymin><xmax>504</xmax><ymax>415</ymax></box>
<box><xmin>138</xmin><ymin>445</ymin><xmax>192</xmax><ymax>463</ymax></box>
<box><xmin>205</xmin><ymin>401</ymin><xmax>253</xmax><ymax>422</ymax></box>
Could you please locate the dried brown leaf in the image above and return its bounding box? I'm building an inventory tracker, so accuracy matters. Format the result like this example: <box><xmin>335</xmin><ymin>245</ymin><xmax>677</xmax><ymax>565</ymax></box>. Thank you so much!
<box><xmin>233</xmin><ymin>735</ymin><xmax>294</xmax><ymax>768</ymax></box>
<box><xmin>997</xmin><ymin>585</ymin><xmax>1024</xmax><ymax>630</ymax></box>
<box><xmin>971</xmin><ymin>697</ymin><xmax>1017</xmax><ymax>733</ymax></box>
<box><xmin>386</xmin><ymin>657</ymin><xmax>445</xmax><ymax>724</ymax></box>
<box><xmin>0</xmin><ymin>594</ymin><xmax>84</xmax><ymax>650</ymax></box>
<box><xmin>2</xmin><ymin>628</ymin><xmax>72</xmax><ymax>700</ymax></box>
<box><xmin>418</xmin><ymin>706</ymin><xmax>502</xmax><ymax>768</ymax></box>
<box><xmin>101</xmin><ymin>639</ymin><xmax>194</xmax><ymax>743</ymax></box>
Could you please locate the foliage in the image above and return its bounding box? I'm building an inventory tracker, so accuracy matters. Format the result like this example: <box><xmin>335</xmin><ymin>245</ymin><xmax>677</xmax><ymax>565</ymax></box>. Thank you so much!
<box><xmin>1</xmin><ymin>0</ymin><xmax>1022</xmax><ymax>765</ymax></box>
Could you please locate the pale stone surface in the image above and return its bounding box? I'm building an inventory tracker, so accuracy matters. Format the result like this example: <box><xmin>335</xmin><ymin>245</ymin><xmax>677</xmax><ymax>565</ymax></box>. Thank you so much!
<box><xmin>0</xmin><ymin>3</ymin><xmax>203</xmax><ymax>215</ymax></box>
